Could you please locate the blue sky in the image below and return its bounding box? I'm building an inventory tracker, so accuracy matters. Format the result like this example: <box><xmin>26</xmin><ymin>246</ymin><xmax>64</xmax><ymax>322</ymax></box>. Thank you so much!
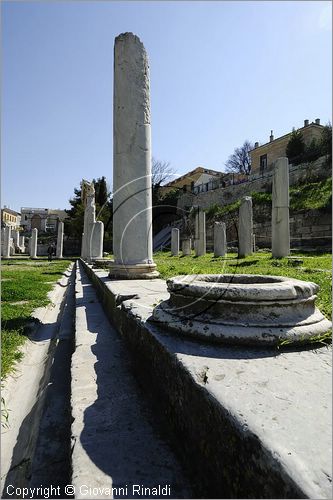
<box><xmin>2</xmin><ymin>1</ymin><xmax>332</xmax><ymax>212</ymax></box>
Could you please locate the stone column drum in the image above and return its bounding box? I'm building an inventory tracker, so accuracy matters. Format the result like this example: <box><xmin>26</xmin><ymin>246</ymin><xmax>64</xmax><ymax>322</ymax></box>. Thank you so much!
<box><xmin>238</xmin><ymin>196</ymin><xmax>253</xmax><ymax>258</ymax></box>
<box><xmin>195</xmin><ymin>210</ymin><xmax>206</xmax><ymax>257</ymax></box>
<box><xmin>182</xmin><ymin>238</ymin><xmax>192</xmax><ymax>256</ymax></box>
<box><xmin>91</xmin><ymin>221</ymin><xmax>104</xmax><ymax>260</ymax></box>
<box><xmin>109</xmin><ymin>33</ymin><xmax>158</xmax><ymax>279</ymax></box>
<box><xmin>30</xmin><ymin>228</ymin><xmax>38</xmax><ymax>259</ymax></box>
<box><xmin>214</xmin><ymin>222</ymin><xmax>227</xmax><ymax>257</ymax></box>
<box><xmin>171</xmin><ymin>228</ymin><xmax>180</xmax><ymax>256</ymax></box>
<box><xmin>3</xmin><ymin>226</ymin><xmax>11</xmax><ymax>258</ymax></box>
<box><xmin>272</xmin><ymin>157</ymin><xmax>290</xmax><ymax>258</ymax></box>
<box><xmin>56</xmin><ymin>221</ymin><xmax>64</xmax><ymax>259</ymax></box>
<box><xmin>14</xmin><ymin>230</ymin><xmax>20</xmax><ymax>248</ymax></box>
<box><xmin>81</xmin><ymin>181</ymin><xmax>96</xmax><ymax>261</ymax></box>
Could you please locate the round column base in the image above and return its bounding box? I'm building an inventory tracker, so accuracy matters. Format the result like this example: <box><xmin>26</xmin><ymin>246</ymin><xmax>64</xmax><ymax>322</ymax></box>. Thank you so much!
<box><xmin>108</xmin><ymin>261</ymin><xmax>160</xmax><ymax>280</ymax></box>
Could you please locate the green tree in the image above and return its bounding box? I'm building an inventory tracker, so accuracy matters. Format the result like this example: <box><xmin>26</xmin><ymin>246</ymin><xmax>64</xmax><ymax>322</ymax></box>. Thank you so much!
<box><xmin>65</xmin><ymin>177</ymin><xmax>112</xmax><ymax>242</ymax></box>
<box><xmin>93</xmin><ymin>176</ymin><xmax>108</xmax><ymax>207</ymax></box>
<box><xmin>304</xmin><ymin>138</ymin><xmax>321</xmax><ymax>162</ymax></box>
<box><xmin>286</xmin><ymin>129</ymin><xmax>305</xmax><ymax>165</ymax></box>
<box><xmin>320</xmin><ymin>122</ymin><xmax>332</xmax><ymax>159</ymax></box>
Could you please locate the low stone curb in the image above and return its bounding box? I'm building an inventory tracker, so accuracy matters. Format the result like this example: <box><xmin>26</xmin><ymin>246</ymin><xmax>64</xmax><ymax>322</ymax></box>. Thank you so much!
<box><xmin>80</xmin><ymin>258</ymin><xmax>332</xmax><ymax>499</ymax></box>
<box><xmin>1</xmin><ymin>264</ymin><xmax>74</xmax><ymax>497</ymax></box>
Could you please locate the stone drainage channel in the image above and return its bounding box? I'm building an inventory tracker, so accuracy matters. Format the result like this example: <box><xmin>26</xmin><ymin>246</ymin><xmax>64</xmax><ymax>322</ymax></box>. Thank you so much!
<box><xmin>1</xmin><ymin>262</ymin><xmax>193</xmax><ymax>500</ymax></box>
<box><xmin>1</xmin><ymin>260</ymin><xmax>332</xmax><ymax>499</ymax></box>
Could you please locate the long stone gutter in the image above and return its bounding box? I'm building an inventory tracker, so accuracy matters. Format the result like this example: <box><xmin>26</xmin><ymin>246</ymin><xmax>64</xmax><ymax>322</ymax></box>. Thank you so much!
<box><xmin>81</xmin><ymin>259</ymin><xmax>332</xmax><ymax>499</ymax></box>
<box><xmin>1</xmin><ymin>264</ymin><xmax>74</xmax><ymax>497</ymax></box>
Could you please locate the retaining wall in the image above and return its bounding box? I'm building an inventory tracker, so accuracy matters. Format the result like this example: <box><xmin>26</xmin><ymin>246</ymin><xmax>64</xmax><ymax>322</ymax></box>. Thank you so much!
<box><xmin>81</xmin><ymin>259</ymin><xmax>332</xmax><ymax>499</ymax></box>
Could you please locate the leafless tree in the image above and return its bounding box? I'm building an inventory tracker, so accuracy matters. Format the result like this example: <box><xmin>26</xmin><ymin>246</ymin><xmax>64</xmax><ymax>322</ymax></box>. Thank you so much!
<box><xmin>152</xmin><ymin>157</ymin><xmax>175</xmax><ymax>187</ymax></box>
<box><xmin>225</xmin><ymin>140</ymin><xmax>253</xmax><ymax>175</ymax></box>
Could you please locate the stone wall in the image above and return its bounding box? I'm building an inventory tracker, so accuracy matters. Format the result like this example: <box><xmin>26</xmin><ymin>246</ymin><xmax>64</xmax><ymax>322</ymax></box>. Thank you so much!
<box><xmin>204</xmin><ymin>205</ymin><xmax>332</xmax><ymax>251</ymax></box>
<box><xmin>178</xmin><ymin>156</ymin><xmax>331</xmax><ymax>251</ymax></box>
<box><xmin>80</xmin><ymin>260</ymin><xmax>332</xmax><ymax>499</ymax></box>
<box><xmin>178</xmin><ymin>156</ymin><xmax>329</xmax><ymax>213</ymax></box>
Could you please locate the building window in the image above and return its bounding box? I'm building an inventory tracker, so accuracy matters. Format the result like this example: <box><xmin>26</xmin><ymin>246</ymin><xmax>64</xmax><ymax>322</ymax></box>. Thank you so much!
<box><xmin>260</xmin><ymin>154</ymin><xmax>267</xmax><ymax>174</ymax></box>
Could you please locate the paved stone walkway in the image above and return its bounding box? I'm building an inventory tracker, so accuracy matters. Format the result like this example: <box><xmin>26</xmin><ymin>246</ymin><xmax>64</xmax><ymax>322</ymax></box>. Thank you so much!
<box><xmin>71</xmin><ymin>261</ymin><xmax>193</xmax><ymax>499</ymax></box>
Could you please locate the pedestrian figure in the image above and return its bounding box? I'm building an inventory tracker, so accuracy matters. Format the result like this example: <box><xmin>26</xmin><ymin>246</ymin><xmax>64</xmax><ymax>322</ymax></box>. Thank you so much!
<box><xmin>47</xmin><ymin>243</ymin><xmax>54</xmax><ymax>261</ymax></box>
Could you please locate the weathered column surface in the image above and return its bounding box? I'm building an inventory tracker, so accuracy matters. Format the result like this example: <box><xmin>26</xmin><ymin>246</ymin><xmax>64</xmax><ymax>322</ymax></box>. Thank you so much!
<box><xmin>171</xmin><ymin>228</ymin><xmax>180</xmax><ymax>256</ymax></box>
<box><xmin>30</xmin><ymin>228</ymin><xmax>38</xmax><ymax>259</ymax></box>
<box><xmin>56</xmin><ymin>222</ymin><xmax>64</xmax><ymax>259</ymax></box>
<box><xmin>3</xmin><ymin>227</ymin><xmax>11</xmax><ymax>258</ymax></box>
<box><xmin>91</xmin><ymin>221</ymin><xmax>104</xmax><ymax>260</ymax></box>
<box><xmin>81</xmin><ymin>180</ymin><xmax>96</xmax><ymax>261</ymax></box>
<box><xmin>214</xmin><ymin>222</ymin><xmax>227</xmax><ymax>257</ymax></box>
<box><xmin>272</xmin><ymin>157</ymin><xmax>290</xmax><ymax>258</ymax></box>
<box><xmin>238</xmin><ymin>197</ymin><xmax>253</xmax><ymax>258</ymax></box>
<box><xmin>110</xmin><ymin>33</ymin><xmax>158</xmax><ymax>279</ymax></box>
<box><xmin>182</xmin><ymin>238</ymin><xmax>192</xmax><ymax>256</ymax></box>
<box><xmin>14</xmin><ymin>230</ymin><xmax>20</xmax><ymax>248</ymax></box>
<box><xmin>195</xmin><ymin>210</ymin><xmax>206</xmax><ymax>257</ymax></box>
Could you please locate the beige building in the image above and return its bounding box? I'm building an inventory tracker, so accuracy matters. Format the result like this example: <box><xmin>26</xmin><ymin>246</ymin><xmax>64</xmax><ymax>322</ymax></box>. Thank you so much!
<box><xmin>161</xmin><ymin>166</ymin><xmax>223</xmax><ymax>195</ymax></box>
<box><xmin>1</xmin><ymin>207</ymin><xmax>21</xmax><ymax>228</ymax></box>
<box><xmin>250</xmin><ymin>118</ymin><xmax>324</xmax><ymax>174</ymax></box>
<box><xmin>20</xmin><ymin>207</ymin><xmax>68</xmax><ymax>232</ymax></box>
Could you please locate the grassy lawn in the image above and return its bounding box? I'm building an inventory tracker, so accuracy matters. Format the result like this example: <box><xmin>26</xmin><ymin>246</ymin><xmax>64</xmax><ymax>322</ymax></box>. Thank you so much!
<box><xmin>153</xmin><ymin>251</ymin><xmax>332</xmax><ymax>321</ymax></box>
<box><xmin>1</xmin><ymin>258</ymin><xmax>74</xmax><ymax>378</ymax></box>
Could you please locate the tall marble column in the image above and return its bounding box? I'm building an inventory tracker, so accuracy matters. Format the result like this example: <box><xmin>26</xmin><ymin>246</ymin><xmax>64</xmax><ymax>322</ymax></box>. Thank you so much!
<box><xmin>214</xmin><ymin>222</ymin><xmax>227</xmax><ymax>257</ymax></box>
<box><xmin>171</xmin><ymin>228</ymin><xmax>180</xmax><ymax>256</ymax></box>
<box><xmin>238</xmin><ymin>197</ymin><xmax>253</xmax><ymax>258</ymax></box>
<box><xmin>109</xmin><ymin>33</ymin><xmax>158</xmax><ymax>279</ymax></box>
<box><xmin>195</xmin><ymin>210</ymin><xmax>206</xmax><ymax>257</ymax></box>
<box><xmin>272</xmin><ymin>157</ymin><xmax>290</xmax><ymax>258</ymax></box>
<box><xmin>81</xmin><ymin>181</ymin><xmax>96</xmax><ymax>261</ymax></box>
<box><xmin>56</xmin><ymin>221</ymin><xmax>64</xmax><ymax>259</ymax></box>
<box><xmin>30</xmin><ymin>228</ymin><xmax>38</xmax><ymax>259</ymax></box>
<box><xmin>3</xmin><ymin>226</ymin><xmax>11</xmax><ymax>258</ymax></box>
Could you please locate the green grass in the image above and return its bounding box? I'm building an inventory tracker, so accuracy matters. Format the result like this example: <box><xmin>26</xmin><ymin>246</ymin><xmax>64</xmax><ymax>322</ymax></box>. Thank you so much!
<box><xmin>153</xmin><ymin>251</ymin><xmax>332</xmax><ymax>321</ymax></box>
<box><xmin>205</xmin><ymin>200</ymin><xmax>241</xmax><ymax>219</ymax></box>
<box><xmin>1</xmin><ymin>258</ymin><xmax>73</xmax><ymax>378</ymax></box>
<box><xmin>290</xmin><ymin>177</ymin><xmax>332</xmax><ymax>211</ymax></box>
<box><xmin>205</xmin><ymin>177</ymin><xmax>332</xmax><ymax>216</ymax></box>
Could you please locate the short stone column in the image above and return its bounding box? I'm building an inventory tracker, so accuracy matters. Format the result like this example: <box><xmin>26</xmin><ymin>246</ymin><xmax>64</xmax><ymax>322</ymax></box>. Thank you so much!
<box><xmin>56</xmin><ymin>222</ymin><xmax>64</xmax><ymax>259</ymax></box>
<box><xmin>171</xmin><ymin>228</ymin><xmax>180</xmax><ymax>256</ymax></box>
<box><xmin>272</xmin><ymin>157</ymin><xmax>290</xmax><ymax>258</ymax></box>
<box><xmin>14</xmin><ymin>230</ymin><xmax>20</xmax><ymax>248</ymax></box>
<box><xmin>238</xmin><ymin>197</ymin><xmax>253</xmax><ymax>258</ymax></box>
<box><xmin>21</xmin><ymin>235</ymin><xmax>25</xmax><ymax>252</ymax></box>
<box><xmin>214</xmin><ymin>222</ymin><xmax>227</xmax><ymax>257</ymax></box>
<box><xmin>3</xmin><ymin>226</ymin><xmax>11</xmax><ymax>258</ymax></box>
<box><xmin>30</xmin><ymin>228</ymin><xmax>38</xmax><ymax>259</ymax></box>
<box><xmin>195</xmin><ymin>210</ymin><xmax>206</xmax><ymax>257</ymax></box>
<box><xmin>182</xmin><ymin>238</ymin><xmax>192</xmax><ymax>256</ymax></box>
<box><xmin>109</xmin><ymin>33</ymin><xmax>158</xmax><ymax>279</ymax></box>
<box><xmin>91</xmin><ymin>221</ymin><xmax>104</xmax><ymax>260</ymax></box>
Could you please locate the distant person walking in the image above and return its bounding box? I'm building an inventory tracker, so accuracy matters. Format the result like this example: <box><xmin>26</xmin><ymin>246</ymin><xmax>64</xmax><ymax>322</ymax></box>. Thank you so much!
<box><xmin>47</xmin><ymin>243</ymin><xmax>55</xmax><ymax>261</ymax></box>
